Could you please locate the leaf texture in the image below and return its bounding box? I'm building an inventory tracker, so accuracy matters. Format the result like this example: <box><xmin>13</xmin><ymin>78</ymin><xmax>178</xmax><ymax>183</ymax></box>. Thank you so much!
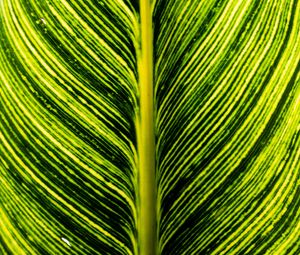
<box><xmin>154</xmin><ymin>0</ymin><xmax>300</xmax><ymax>254</ymax></box>
<box><xmin>1</xmin><ymin>0</ymin><xmax>300</xmax><ymax>254</ymax></box>
<box><xmin>0</xmin><ymin>0</ymin><xmax>140</xmax><ymax>254</ymax></box>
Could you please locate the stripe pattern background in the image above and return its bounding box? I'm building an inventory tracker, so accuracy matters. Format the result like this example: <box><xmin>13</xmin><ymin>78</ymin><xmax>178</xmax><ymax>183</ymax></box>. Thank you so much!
<box><xmin>154</xmin><ymin>0</ymin><xmax>300</xmax><ymax>254</ymax></box>
<box><xmin>1</xmin><ymin>0</ymin><xmax>300</xmax><ymax>254</ymax></box>
<box><xmin>0</xmin><ymin>0</ymin><xmax>140</xmax><ymax>254</ymax></box>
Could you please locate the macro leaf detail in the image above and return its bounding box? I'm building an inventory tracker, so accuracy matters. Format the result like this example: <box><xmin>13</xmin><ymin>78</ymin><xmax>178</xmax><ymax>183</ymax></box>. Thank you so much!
<box><xmin>1</xmin><ymin>0</ymin><xmax>300</xmax><ymax>254</ymax></box>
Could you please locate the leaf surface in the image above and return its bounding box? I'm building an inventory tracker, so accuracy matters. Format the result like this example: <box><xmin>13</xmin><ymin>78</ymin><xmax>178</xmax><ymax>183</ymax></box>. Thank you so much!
<box><xmin>1</xmin><ymin>0</ymin><xmax>300</xmax><ymax>254</ymax></box>
<box><xmin>154</xmin><ymin>0</ymin><xmax>300</xmax><ymax>254</ymax></box>
<box><xmin>0</xmin><ymin>1</ymin><xmax>140</xmax><ymax>254</ymax></box>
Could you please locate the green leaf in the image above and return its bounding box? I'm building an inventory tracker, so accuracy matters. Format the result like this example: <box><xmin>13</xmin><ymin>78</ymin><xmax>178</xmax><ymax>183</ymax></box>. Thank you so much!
<box><xmin>154</xmin><ymin>0</ymin><xmax>300</xmax><ymax>254</ymax></box>
<box><xmin>0</xmin><ymin>0</ymin><xmax>140</xmax><ymax>254</ymax></box>
<box><xmin>1</xmin><ymin>0</ymin><xmax>300</xmax><ymax>255</ymax></box>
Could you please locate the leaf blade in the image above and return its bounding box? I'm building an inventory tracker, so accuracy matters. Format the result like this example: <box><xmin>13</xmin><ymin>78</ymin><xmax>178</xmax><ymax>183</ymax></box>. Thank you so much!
<box><xmin>0</xmin><ymin>0</ymin><xmax>140</xmax><ymax>254</ymax></box>
<box><xmin>154</xmin><ymin>0</ymin><xmax>300</xmax><ymax>254</ymax></box>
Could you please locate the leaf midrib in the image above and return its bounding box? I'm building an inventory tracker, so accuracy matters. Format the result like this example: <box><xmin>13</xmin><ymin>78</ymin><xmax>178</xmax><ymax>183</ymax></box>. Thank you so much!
<box><xmin>137</xmin><ymin>1</ymin><xmax>157</xmax><ymax>255</ymax></box>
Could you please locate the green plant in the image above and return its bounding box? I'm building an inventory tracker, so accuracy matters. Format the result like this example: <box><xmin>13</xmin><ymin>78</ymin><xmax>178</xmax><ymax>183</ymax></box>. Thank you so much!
<box><xmin>0</xmin><ymin>0</ymin><xmax>299</xmax><ymax>254</ymax></box>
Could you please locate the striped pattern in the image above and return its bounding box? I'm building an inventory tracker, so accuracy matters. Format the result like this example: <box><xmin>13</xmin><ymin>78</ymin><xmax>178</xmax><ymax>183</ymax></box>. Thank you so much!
<box><xmin>0</xmin><ymin>0</ymin><xmax>140</xmax><ymax>254</ymax></box>
<box><xmin>1</xmin><ymin>0</ymin><xmax>300</xmax><ymax>254</ymax></box>
<box><xmin>154</xmin><ymin>0</ymin><xmax>300</xmax><ymax>254</ymax></box>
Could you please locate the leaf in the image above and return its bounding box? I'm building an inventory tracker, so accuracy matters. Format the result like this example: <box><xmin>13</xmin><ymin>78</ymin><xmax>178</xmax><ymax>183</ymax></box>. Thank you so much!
<box><xmin>154</xmin><ymin>0</ymin><xmax>300</xmax><ymax>254</ymax></box>
<box><xmin>1</xmin><ymin>0</ymin><xmax>300</xmax><ymax>255</ymax></box>
<box><xmin>0</xmin><ymin>0</ymin><xmax>140</xmax><ymax>254</ymax></box>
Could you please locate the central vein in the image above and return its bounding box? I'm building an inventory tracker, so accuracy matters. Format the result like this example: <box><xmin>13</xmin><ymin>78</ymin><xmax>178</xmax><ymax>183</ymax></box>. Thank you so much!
<box><xmin>136</xmin><ymin>0</ymin><xmax>157</xmax><ymax>254</ymax></box>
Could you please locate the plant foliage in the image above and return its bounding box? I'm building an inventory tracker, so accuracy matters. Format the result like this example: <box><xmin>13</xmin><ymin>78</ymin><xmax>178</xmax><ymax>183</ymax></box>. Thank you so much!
<box><xmin>0</xmin><ymin>0</ymin><xmax>299</xmax><ymax>254</ymax></box>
